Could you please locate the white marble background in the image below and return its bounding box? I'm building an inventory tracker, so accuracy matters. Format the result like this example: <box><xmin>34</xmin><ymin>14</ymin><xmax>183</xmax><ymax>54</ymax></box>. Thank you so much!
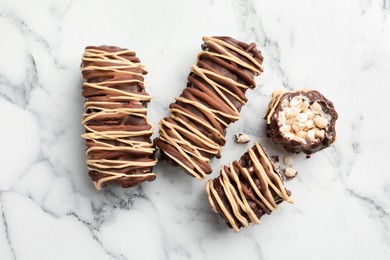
<box><xmin>1</xmin><ymin>0</ymin><xmax>390</xmax><ymax>259</ymax></box>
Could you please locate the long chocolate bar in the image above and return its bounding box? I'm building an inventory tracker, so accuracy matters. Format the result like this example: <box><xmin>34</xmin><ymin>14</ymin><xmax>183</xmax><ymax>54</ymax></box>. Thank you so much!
<box><xmin>206</xmin><ymin>143</ymin><xmax>293</xmax><ymax>232</ymax></box>
<box><xmin>264</xmin><ymin>89</ymin><xmax>338</xmax><ymax>154</ymax></box>
<box><xmin>81</xmin><ymin>46</ymin><xmax>157</xmax><ymax>190</ymax></box>
<box><xmin>154</xmin><ymin>36</ymin><xmax>264</xmax><ymax>179</ymax></box>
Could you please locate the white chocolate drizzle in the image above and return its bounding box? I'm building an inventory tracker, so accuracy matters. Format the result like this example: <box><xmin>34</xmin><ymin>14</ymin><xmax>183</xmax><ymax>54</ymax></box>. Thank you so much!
<box><xmin>81</xmin><ymin>47</ymin><xmax>157</xmax><ymax>190</ymax></box>
<box><xmin>157</xmin><ymin>37</ymin><xmax>264</xmax><ymax>179</ymax></box>
<box><xmin>206</xmin><ymin>143</ymin><xmax>293</xmax><ymax>232</ymax></box>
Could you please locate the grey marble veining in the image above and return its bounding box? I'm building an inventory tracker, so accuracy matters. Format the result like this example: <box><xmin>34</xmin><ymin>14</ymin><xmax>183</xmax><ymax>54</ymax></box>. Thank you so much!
<box><xmin>0</xmin><ymin>0</ymin><xmax>390</xmax><ymax>259</ymax></box>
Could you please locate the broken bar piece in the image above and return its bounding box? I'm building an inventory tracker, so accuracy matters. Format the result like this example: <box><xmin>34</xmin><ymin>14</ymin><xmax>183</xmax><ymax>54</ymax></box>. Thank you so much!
<box><xmin>206</xmin><ymin>143</ymin><xmax>293</xmax><ymax>232</ymax></box>
<box><xmin>264</xmin><ymin>89</ymin><xmax>338</xmax><ymax>155</ymax></box>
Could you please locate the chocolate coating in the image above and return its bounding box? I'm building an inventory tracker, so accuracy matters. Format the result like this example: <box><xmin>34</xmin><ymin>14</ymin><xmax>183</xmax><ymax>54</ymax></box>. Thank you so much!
<box><xmin>81</xmin><ymin>46</ymin><xmax>157</xmax><ymax>190</ymax></box>
<box><xmin>206</xmin><ymin>143</ymin><xmax>293</xmax><ymax>232</ymax></box>
<box><xmin>264</xmin><ymin>90</ymin><xmax>338</xmax><ymax>154</ymax></box>
<box><xmin>154</xmin><ymin>36</ymin><xmax>264</xmax><ymax>179</ymax></box>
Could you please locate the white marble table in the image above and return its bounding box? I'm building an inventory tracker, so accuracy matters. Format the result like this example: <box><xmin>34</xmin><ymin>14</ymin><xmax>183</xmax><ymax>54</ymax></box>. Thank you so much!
<box><xmin>1</xmin><ymin>0</ymin><xmax>390</xmax><ymax>259</ymax></box>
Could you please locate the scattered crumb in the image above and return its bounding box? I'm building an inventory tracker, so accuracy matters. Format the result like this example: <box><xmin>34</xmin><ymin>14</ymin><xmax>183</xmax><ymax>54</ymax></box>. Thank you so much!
<box><xmin>270</xmin><ymin>155</ymin><xmax>280</xmax><ymax>170</ymax></box>
<box><xmin>273</xmin><ymin>161</ymin><xmax>280</xmax><ymax>170</ymax></box>
<box><xmin>235</xmin><ymin>133</ymin><xmax>250</xmax><ymax>144</ymax></box>
<box><xmin>283</xmin><ymin>155</ymin><xmax>293</xmax><ymax>166</ymax></box>
<box><xmin>284</xmin><ymin>167</ymin><xmax>297</xmax><ymax>179</ymax></box>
